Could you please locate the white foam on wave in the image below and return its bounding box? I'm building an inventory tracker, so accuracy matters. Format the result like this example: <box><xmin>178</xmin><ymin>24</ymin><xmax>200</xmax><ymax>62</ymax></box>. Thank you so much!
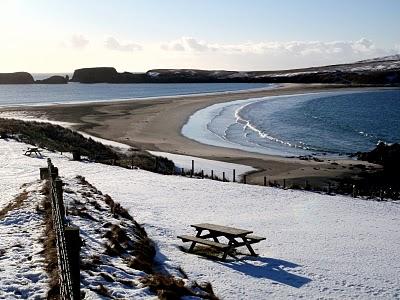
<box><xmin>182</xmin><ymin>90</ymin><xmax>368</xmax><ymax>157</ymax></box>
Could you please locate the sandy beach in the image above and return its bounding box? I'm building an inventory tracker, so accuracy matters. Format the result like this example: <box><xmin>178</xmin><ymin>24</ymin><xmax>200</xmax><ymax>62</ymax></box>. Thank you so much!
<box><xmin>1</xmin><ymin>83</ymin><xmax>381</xmax><ymax>187</ymax></box>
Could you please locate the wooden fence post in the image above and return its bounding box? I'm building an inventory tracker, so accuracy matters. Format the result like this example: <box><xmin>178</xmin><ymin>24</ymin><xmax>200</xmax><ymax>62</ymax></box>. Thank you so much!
<box><xmin>54</xmin><ymin>179</ymin><xmax>65</xmax><ymax>220</ymax></box>
<box><xmin>50</xmin><ymin>167</ymin><xmax>58</xmax><ymax>180</ymax></box>
<box><xmin>263</xmin><ymin>176</ymin><xmax>267</xmax><ymax>186</ymax></box>
<box><xmin>243</xmin><ymin>175</ymin><xmax>247</xmax><ymax>184</ymax></box>
<box><xmin>181</xmin><ymin>168</ymin><xmax>184</xmax><ymax>176</ymax></box>
<box><xmin>283</xmin><ymin>179</ymin><xmax>286</xmax><ymax>189</ymax></box>
<box><xmin>233</xmin><ymin>169</ymin><xmax>236</xmax><ymax>182</ymax></box>
<box><xmin>40</xmin><ymin>167</ymin><xmax>49</xmax><ymax>180</ymax></box>
<box><xmin>222</xmin><ymin>172</ymin><xmax>226</xmax><ymax>182</ymax></box>
<box><xmin>65</xmin><ymin>226</ymin><xmax>81</xmax><ymax>300</ymax></box>
<box><xmin>352</xmin><ymin>184</ymin><xmax>357</xmax><ymax>198</ymax></box>
<box><xmin>211</xmin><ymin>170</ymin><xmax>214</xmax><ymax>180</ymax></box>
<box><xmin>201</xmin><ymin>170</ymin><xmax>204</xmax><ymax>179</ymax></box>
<box><xmin>191</xmin><ymin>160</ymin><xmax>194</xmax><ymax>177</ymax></box>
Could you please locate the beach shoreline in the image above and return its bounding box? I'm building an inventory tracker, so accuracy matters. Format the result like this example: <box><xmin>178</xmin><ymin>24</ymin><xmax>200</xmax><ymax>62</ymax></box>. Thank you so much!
<box><xmin>0</xmin><ymin>83</ymin><xmax>384</xmax><ymax>187</ymax></box>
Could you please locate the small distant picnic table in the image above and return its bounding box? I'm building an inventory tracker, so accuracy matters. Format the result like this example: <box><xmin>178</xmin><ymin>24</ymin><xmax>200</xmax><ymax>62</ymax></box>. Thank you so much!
<box><xmin>24</xmin><ymin>147</ymin><xmax>42</xmax><ymax>157</ymax></box>
<box><xmin>178</xmin><ymin>223</ymin><xmax>265</xmax><ymax>261</ymax></box>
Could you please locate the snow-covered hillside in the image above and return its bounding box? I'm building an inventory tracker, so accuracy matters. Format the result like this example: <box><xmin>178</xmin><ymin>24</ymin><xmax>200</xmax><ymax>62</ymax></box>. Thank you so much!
<box><xmin>1</xmin><ymin>139</ymin><xmax>400</xmax><ymax>299</ymax></box>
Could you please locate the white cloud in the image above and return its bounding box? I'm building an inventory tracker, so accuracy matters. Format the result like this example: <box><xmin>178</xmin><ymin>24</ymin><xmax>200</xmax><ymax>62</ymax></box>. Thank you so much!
<box><xmin>105</xmin><ymin>37</ymin><xmax>142</xmax><ymax>52</ymax></box>
<box><xmin>70</xmin><ymin>34</ymin><xmax>89</xmax><ymax>49</ymax></box>
<box><xmin>157</xmin><ymin>37</ymin><xmax>400</xmax><ymax>69</ymax></box>
<box><xmin>161</xmin><ymin>37</ymin><xmax>213</xmax><ymax>52</ymax></box>
<box><xmin>160</xmin><ymin>37</ymin><xmax>393</xmax><ymax>59</ymax></box>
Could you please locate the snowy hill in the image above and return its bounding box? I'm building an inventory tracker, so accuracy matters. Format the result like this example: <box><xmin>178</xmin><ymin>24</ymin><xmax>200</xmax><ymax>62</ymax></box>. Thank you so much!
<box><xmin>1</xmin><ymin>139</ymin><xmax>400</xmax><ymax>299</ymax></box>
<box><xmin>358</xmin><ymin>54</ymin><xmax>400</xmax><ymax>63</ymax></box>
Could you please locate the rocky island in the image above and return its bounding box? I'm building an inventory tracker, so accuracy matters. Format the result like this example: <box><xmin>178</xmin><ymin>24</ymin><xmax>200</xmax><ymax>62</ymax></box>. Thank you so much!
<box><xmin>0</xmin><ymin>72</ymin><xmax>34</xmax><ymax>84</ymax></box>
<box><xmin>1</xmin><ymin>55</ymin><xmax>400</xmax><ymax>85</ymax></box>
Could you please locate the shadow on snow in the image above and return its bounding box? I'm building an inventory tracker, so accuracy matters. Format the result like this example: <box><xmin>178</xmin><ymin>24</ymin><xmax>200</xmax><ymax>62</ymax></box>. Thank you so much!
<box><xmin>218</xmin><ymin>256</ymin><xmax>312</xmax><ymax>288</ymax></box>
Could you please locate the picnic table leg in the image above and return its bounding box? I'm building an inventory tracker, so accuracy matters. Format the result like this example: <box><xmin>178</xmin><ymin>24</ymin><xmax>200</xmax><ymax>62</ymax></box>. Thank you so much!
<box><xmin>188</xmin><ymin>229</ymin><xmax>203</xmax><ymax>252</ymax></box>
<box><xmin>211</xmin><ymin>233</ymin><xmax>220</xmax><ymax>243</ymax></box>
<box><xmin>242</xmin><ymin>237</ymin><xmax>257</xmax><ymax>256</ymax></box>
<box><xmin>222</xmin><ymin>240</ymin><xmax>234</xmax><ymax>261</ymax></box>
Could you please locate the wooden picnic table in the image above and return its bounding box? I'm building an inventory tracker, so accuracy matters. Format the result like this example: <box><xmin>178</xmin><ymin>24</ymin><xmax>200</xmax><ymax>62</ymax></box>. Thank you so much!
<box><xmin>178</xmin><ymin>223</ymin><xmax>265</xmax><ymax>261</ymax></box>
<box><xmin>24</xmin><ymin>147</ymin><xmax>42</xmax><ymax>157</ymax></box>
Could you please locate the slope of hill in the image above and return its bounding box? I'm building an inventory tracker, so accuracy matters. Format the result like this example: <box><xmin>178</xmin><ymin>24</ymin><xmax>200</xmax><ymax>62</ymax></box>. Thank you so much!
<box><xmin>1</xmin><ymin>139</ymin><xmax>399</xmax><ymax>299</ymax></box>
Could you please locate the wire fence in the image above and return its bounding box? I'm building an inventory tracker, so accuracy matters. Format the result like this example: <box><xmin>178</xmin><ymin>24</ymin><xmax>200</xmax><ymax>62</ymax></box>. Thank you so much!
<box><xmin>43</xmin><ymin>159</ymin><xmax>80</xmax><ymax>300</ymax></box>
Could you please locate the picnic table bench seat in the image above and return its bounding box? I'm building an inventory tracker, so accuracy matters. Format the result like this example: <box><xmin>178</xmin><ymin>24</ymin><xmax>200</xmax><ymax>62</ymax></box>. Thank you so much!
<box><xmin>246</xmin><ymin>235</ymin><xmax>266</xmax><ymax>242</ymax></box>
<box><xmin>178</xmin><ymin>235</ymin><xmax>230</xmax><ymax>249</ymax></box>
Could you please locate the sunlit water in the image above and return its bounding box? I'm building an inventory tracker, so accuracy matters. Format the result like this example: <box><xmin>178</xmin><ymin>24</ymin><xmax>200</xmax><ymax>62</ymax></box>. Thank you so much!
<box><xmin>182</xmin><ymin>89</ymin><xmax>400</xmax><ymax>156</ymax></box>
<box><xmin>0</xmin><ymin>81</ymin><xmax>271</xmax><ymax>106</ymax></box>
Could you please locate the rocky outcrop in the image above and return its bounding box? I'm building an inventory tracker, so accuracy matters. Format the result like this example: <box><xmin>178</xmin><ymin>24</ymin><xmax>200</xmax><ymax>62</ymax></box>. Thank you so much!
<box><xmin>357</xmin><ymin>142</ymin><xmax>400</xmax><ymax>171</ymax></box>
<box><xmin>71</xmin><ymin>67</ymin><xmax>148</xmax><ymax>83</ymax></box>
<box><xmin>0</xmin><ymin>72</ymin><xmax>34</xmax><ymax>84</ymax></box>
<box><xmin>71</xmin><ymin>67</ymin><xmax>119</xmax><ymax>83</ymax></box>
<box><xmin>35</xmin><ymin>75</ymin><xmax>69</xmax><ymax>84</ymax></box>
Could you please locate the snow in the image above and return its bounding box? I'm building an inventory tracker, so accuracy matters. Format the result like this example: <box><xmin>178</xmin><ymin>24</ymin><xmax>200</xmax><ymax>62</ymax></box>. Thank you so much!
<box><xmin>62</xmin><ymin>177</ymin><xmax>156</xmax><ymax>298</ymax></box>
<box><xmin>0</xmin><ymin>181</ymin><xmax>49</xmax><ymax>299</ymax></box>
<box><xmin>358</xmin><ymin>54</ymin><xmax>400</xmax><ymax>63</ymax></box>
<box><xmin>148</xmin><ymin>151</ymin><xmax>256</xmax><ymax>180</ymax></box>
<box><xmin>1</xmin><ymin>139</ymin><xmax>400</xmax><ymax>299</ymax></box>
<box><xmin>147</xmin><ymin>71</ymin><xmax>160</xmax><ymax>78</ymax></box>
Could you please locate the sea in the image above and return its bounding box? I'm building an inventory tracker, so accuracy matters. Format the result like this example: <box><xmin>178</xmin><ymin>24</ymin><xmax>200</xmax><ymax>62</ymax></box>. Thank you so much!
<box><xmin>182</xmin><ymin>89</ymin><xmax>400</xmax><ymax>157</ymax></box>
<box><xmin>0</xmin><ymin>74</ymin><xmax>270</xmax><ymax>106</ymax></box>
<box><xmin>1</xmin><ymin>77</ymin><xmax>399</xmax><ymax>157</ymax></box>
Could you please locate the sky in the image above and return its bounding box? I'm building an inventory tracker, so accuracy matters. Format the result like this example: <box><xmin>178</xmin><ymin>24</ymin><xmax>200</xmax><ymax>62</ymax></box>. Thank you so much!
<box><xmin>0</xmin><ymin>0</ymin><xmax>399</xmax><ymax>73</ymax></box>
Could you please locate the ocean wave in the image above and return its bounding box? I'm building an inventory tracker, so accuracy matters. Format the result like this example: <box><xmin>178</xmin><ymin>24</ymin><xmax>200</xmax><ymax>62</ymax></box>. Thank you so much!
<box><xmin>234</xmin><ymin>104</ymin><xmax>314</xmax><ymax>151</ymax></box>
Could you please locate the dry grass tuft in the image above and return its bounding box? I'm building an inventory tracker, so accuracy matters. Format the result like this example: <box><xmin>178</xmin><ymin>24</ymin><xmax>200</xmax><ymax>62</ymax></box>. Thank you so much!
<box><xmin>102</xmin><ymin>194</ymin><xmax>133</xmax><ymax>221</ymax></box>
<box><xmin>103</xmin><ymin>224</ymin><xmax>135</xmax><ymax>257</ymax></box>
<box><xmin>100</xmin><ymin>272</ymin><xmax>115</xmax><ymax>282</ymax></box>
<box><xmin>94</xmin><ymin>284</ymin><xmax>113</xmax><ymax>298</ymax></box>
<box><xmin>38</xmin><ymin>181</ymin><xmax>60</xmax><ymax>299</ymax></box>
<box><xmin>0</xmin><ymin>190</ymin><xmax>29</xmax><ymax>219</ymax></box>
<box><xmin>140</xmin><ymin>274</ymin><xmax>219</xmax><ymax>300</ymax></box>
<box><xmin>128</xmin><ymin>235</ymin><xmax>156</xmax><ymax>274</ymax></box>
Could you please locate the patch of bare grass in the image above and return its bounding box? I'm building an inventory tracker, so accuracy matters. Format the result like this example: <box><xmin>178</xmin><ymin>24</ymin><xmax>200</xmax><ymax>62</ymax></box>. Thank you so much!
<box><xmin>140</xmin><ymin>274</ymin><xmax>219</xmax><ymax>300</ymax></box>
<box><xmin>38</xmin><ymin>181</ymin><xmax>60</xmax><ymax>299</ymax></box>
<box><xmin>0</xmin><ymin>190</ymin><xmax>28</xmax><ymax>219</ymax></box>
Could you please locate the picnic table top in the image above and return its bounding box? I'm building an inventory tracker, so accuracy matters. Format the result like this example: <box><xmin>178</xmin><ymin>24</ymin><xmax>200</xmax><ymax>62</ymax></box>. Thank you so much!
<box><xmin>191</xmin><ymin>223</ymin><xmax>253</xmax><ymax>236</ymax></box>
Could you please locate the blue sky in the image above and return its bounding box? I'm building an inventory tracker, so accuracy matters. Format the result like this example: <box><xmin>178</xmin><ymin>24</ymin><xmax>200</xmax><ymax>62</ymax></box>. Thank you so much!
<box><xmin>1</xmin><ymin>0</ymin><xmax>399</xmax><ymax>72</ymax></box>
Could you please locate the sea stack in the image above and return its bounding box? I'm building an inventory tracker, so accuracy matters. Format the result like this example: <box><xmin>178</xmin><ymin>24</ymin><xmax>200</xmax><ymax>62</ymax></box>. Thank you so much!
<box><xmin>71</xmin><ymin>67</ymin><xmax>119</xmax><ymax>83</ymax></box>
<box><xmin>0</xmin><ymin>72</ymin><xmax>34</xmax><ymax>84</ymax></box>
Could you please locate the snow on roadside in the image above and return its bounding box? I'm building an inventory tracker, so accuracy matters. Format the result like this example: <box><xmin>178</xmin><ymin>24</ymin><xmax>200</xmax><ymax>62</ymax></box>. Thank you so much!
<box><xmin>0</xmin><ymin>181</ymin><xmax>49</xmax><ymax>299</ymax></box>
<box><xmin>1</xmin><ymin>139</ymin><xmax>400</xmax><ymax>299</ymax></box>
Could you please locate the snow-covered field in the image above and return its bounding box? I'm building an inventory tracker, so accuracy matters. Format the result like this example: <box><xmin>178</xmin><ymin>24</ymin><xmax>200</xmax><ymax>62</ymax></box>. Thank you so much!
<box><xmin>149</xmin><ymin>151</ymin><xmax>256</xmax><ymax>180</ymax></box>
<box><xmin>1</xmin><ymin>139</ymin><xmax>400</xmax><ymax>299</ymax></box>
<box><xmin>0</xmin><ymin>181</ymin><xmax>49</xmax><ymax>299</ymax></box>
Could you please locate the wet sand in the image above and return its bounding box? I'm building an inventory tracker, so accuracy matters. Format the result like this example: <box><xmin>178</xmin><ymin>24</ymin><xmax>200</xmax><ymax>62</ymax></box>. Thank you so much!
<box><xmin>1</xmin><ymin>83</ymin><xmax>381</xmax><ymax>187</ymax></box>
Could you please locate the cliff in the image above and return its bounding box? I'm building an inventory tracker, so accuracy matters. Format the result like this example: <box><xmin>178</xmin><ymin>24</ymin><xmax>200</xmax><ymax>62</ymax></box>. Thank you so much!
<box><xmin>357</xmin><ymin>142</ymin><xmax>400</xmax><ymax>172</ymax></box>
<box><xmin>70</xmin><ymin>55</ymin><xmax>400</xmax><ymax>85</ymax></box>
<box><xmin>0</xmin><ymin>72</ymin><xmax>34</xmax><ymax>84</ymax></box>
<box><xmin>71</xmin><ymin>67</ymin><xmax>147</xmax><ymax>83</ymax></box>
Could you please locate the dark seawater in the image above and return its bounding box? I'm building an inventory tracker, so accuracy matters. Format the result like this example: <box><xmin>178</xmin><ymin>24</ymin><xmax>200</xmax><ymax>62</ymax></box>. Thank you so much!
<box><xmin>0</xmin><ymin>82</ymin><xmax>271</xmax><ymax>106</ymax></box>
<box><xmin>183</xmin><ymin>89</ymin><xmax>400</xmax><ymax>156</ymax></box>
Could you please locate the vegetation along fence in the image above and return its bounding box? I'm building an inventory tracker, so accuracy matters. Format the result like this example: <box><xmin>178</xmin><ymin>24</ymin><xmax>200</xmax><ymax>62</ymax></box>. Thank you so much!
<box><xmin>177</xmin><ymin>159</ymin><xmax>397</xmax><ymax>201</ymax></box>
<box><xmin>40</xmin><ymin>159</ymin><xmax>81</xmax><ymax>300</ymax></box>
